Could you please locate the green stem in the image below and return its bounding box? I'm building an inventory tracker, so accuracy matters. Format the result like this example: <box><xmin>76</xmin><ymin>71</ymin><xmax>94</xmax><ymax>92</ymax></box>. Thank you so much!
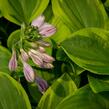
<box><xmin>20</xmin><ymin>23</ymin><xmax>25</xmax><ymax>48</ymax></box>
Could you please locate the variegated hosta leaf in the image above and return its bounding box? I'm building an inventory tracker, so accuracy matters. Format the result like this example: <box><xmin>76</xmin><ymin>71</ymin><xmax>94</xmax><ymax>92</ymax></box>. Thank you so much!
<box><xmin>0</xmin><ymin>46</ymin><xmax>11</xmax><ymax>73</ymax></box>
<box><xmin>61</xmin><ymin>28</ymin><xmax>109</xmax><ymax>75</ymax></box>
<box><xmin>56</xmin><ymin>85</ymin><xmax>107</xmax><ymax>109</ymax></box>
<box><xmin>37</xmin><ymin>73</ymin><xmax>77</xmax><ymax>109</ymax></box>
<box><xmin>52</xmin><ymin>0</ymin><xmax>108</xmax><ymax>31</ymax></box>
<box><xmin>0</xmin><ymin>0</ymin><xmax>49</xmax><ymax>25</ymax></box>
<box><xmin>0</xmin><ymin>72</ymin><xmax>31</xmax><ymax>109</ymax></box>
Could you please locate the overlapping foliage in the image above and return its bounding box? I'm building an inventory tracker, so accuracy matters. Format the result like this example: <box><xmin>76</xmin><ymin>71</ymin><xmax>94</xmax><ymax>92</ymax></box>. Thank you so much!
<box><xmin>0</xmin><ymin>0</ymin><xmax>109</xmax><ymax>109</ymax></box>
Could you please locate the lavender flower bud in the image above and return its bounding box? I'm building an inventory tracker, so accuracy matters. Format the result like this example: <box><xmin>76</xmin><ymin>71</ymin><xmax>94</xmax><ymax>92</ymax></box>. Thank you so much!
<box><xmin>41</xmin><ymin>62</ymin><xmax>54</xmax><ymax>69</ymax></box>
<box><xmin>39</xmin><ymin>23</ymin><xmax>56</xmax><ymax>37</ymax></box>
<box><xmin>29</xmin><ymin>49</ymin><xmax>54</xmax><ymax>68</ymax></box>
<box><xmin>20</xmin><ymin>49</ymin><xmax>29</xmax><ymax>62</ymax></box>
<box><xmin>29</xmin><ymin>49</ymin><xmax>42</xmax><ymax>58</ymax></box>
<box><xmin>31</xmin><ymin>15</ymin><xmax>45</xmax><ymax>28</ymax></box>
<box><xmin>23</xmin><ymin>62</ymin><xmax>35</xmax><ymax>82</ymax></box>
<box><xmin>8</xmin><ymin>50</ymin><xmax>17</xmax><ymax>71</ymax></box>
<box><xmin>28</xmin><ymin>50</ymin><xmax>43</xmax><ymax>66</ymax></box>
<box><xmin>42</xmin><ymin>53</ymin><xmax>55</xmax><ymax>63</ymax></box>
<box><xmin>38</xmin><ymin>46</ymin><xmax>45</xmax><ymax>53</ymax></box>
<box><xmin>37</xmin><ymin>40</ymin><xmax>51</xmax><ymax>47</ymax></box>
<box><xmin>35</xmin><ymin>76</ymin><xmax>48</xmax><ymax>94</ymax></box>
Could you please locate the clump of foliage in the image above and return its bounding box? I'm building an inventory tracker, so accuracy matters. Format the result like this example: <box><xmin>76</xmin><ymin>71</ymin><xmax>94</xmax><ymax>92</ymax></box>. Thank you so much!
<box><xmin>0</xmin><ymin>0</ymin><xmax>109</xmax><ymax>109</ymax></box>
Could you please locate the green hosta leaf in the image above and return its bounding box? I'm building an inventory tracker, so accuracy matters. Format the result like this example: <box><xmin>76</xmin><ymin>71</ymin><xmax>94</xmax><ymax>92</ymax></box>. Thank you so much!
<box><xmin>98</xmin><ymin>91</ymin><xmax>109</xmax><ymax>108</ymax></box>
<box><xmin>56</xmin><ymin>48</ymin><xmax>84</xmax><ymax>75</ymax></box>
<box><xmin>52</xmin><ymin>0</ymin><xmax>108</xmax><ymax>31</ymax></box>
<box><xmin>0</xmin><ymin>0</ymin><xmax>49</xmax><ymax>25</ymax></box>
<box><xmin>43</xmin><ymin>4</ymin><xmax>53</xmax><ymax>22</ymax></box>
<box><xmin>37</xmin><ymin>73</ymin><xmax>77</xmax><ymax>109</ymax></box>
<box><xmin>56</xmin><ymin>85</ymin><xmax>106</xmax><ymax>109</ymax></box>
<box><xmin>0</xmin><ymin>72</ymin><xmax>31</xmax><ymax>109</ymax></box>
<box><xmin>0</xmin><ymin>10</ymin><xmax>2</xmax><ymax>18</ymax></box>
<box><xmin>0</xmin><ymin>46</ymin><xmax>11</xmax><ymax>73</ymax></box>
<box><xmin>88</xmin><ymin>74</ymin><xmax>109</xmax><ymax>93</ymax></box>
<box><xmin>51</xmin><ymin>17</ymin><xmax>71</xmax><ymax>43</ymax></box>
<box><xmin>7</xmin><ymin>29</ymin><xmax>20</xmax><ymax>49</ymax></box>
<box><xmin>61</xmin><ymin>28</ymin><xmax>109</xmax><ymax>75</ymax></box>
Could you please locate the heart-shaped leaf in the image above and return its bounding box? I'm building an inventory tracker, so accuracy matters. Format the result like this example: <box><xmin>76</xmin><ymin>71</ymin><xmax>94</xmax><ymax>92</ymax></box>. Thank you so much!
<box><xmin>61</xmin><ymin>28</ymin><xmax>109</xmax><ymax>75</ymax></box>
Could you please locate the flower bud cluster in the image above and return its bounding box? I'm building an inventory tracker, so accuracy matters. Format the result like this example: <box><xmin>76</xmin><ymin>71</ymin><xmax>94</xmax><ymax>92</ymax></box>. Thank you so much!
<box><xmin>8</xmin><ymin>15</ymin><xmax>56</xmax><ymax>93</ymax></box>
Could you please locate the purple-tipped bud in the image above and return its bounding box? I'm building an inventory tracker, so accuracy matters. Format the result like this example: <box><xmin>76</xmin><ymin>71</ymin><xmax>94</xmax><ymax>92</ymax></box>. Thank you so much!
<box><xmin>29</xmin><ymin>49</ymin><xmax>42</xmax><ymax>57</ymax></box>
<box><xmin>31</xmin><ymin>15</ymin><xmax>45</xmax><ymax>28</ymax></box>
<box><xmin>8</xmin><ymin>50</ymin><xmax>17</xmax><ymax>71</ymax></box>
<box><xmin>29</xmin><ymin>49</ymin><xmax>54</xmax><ymax>68</ymax></box>
<box><xmin>23</xmin><ymin>62</ymin><xmax>35</xmax><ymax>82</ymax></box>
<box><xmin>35</xmin><ymin>76</ymin><xmax>48</xmax><ymax>94</ymax></box>
<box><xmin>28</xmin><ymin>50</ymin><xmax>43</xmax><ymax>66</ymax></box>
<box><xmin>20</xmin><ymin>49</ymin><xmax>29</xmax><ymax>62</ymax></box>
<box><xmin>38</xmin><ymin>46</ymin><xmax>45</xmax><ymax>53</ymax></box>
<box><xmin>37</xmin><ymin>40</ymin><xmax>51</xmax><ymax>47</ymax></box>
<box><xmin>42</xmin><ymin>53</ymin><xmax>55</xmax><ymax>63</ymax></box>
<box><xmin>39</xmin><ymin>23</ymin><xmax>56</xmax><ymax>37</ymax></box>
<box><xmin>41</xmin><ymin>62</ymin><xmax>54</xmax><ymax>69</ymax></box>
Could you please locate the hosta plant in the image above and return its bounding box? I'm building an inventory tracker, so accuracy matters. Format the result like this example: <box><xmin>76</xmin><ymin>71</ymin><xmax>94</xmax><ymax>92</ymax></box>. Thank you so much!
<box><xmin>0</xmin><ymin>0</ymin><xmax>109</xmax><ymax>109</ymax></box>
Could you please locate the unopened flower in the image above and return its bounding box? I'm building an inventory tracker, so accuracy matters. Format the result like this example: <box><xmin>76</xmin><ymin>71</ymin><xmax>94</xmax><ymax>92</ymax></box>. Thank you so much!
<box><xmin>35</xmin><ymin>76</ymin><xmax>48</xmax><ymax>94</ymax></box>
<box><xmin>20</xmin><ymin>49</ymin><xmax>29</xmax><ymax>62</ymax></box>
<box><xmin>31</xmin><ymin>15</ymin><xmax>45</xmax><ymax>28</ymax></box>
<box><xmin>8</xmin><ymin>50</ymin><xmax>17</xmax><ymax>71</ymax></box>
<box><xmin>28</xmin><ymin>49</ymin><xmax>54</xmax><ymax>68</ymax></box>
<box><xmin>23</xmin><ymin>61</ymin><xmax>35</xmax><ymax>82</ymax></box>
<box><xmin>39</xmin><ymin>23</ymin><xmax>56</xmax><ymax>37</ymax></box>
<box><xmin>42</xmin><ymin>53</ymin><xmax>55</xmax><ymax>63</ymax></box>
<box><xmin>41</xmin><ymin>62</ymin><xmax>54</xmax><ymax>69</ymax></box>
<box><xmin>28</xmin><ymin>50</ymin><xmax>43</xmax><ymax>66</ymax></box>
<box><xmin>37</xmin><ymin>40</ymin><xmax>51</xmax><ymax>47</ymax></box>
<box><xmin>38</xmin><ymin>46</ymin><xmax>45</xmax><ymax>53</ymax></box>
<box><xmin>29</xmin><ymin>49</ymin><xmax>42</xmax><ymax>57</ymax></box>
<box><xmin>32</xmin><ymin>15</ymin><xmax>56</xmax><ymax>37</ymax></box>
<box><xmin>29</xmin><ymin>49</ymin><xmax>54</xmax><ymax>63</ymax></box>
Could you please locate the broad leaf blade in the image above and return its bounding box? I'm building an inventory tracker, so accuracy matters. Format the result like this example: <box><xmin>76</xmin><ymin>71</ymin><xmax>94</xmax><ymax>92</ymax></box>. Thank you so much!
<box><xmin>0</xmin><ymin>10</ymin><xmax>2</xmax><ymax>18</ymax></box>
<box><xmin>0</xmin><ymin>72</ymin><xmax>31</xmax><ymax>109</ymax></box>
<box><xmin>0</xmin><ymin>46</ymin><xmax>11</xmax><ymax>73</ymax></box>
<box><xmin>52</xmin><ymin>0</ymin><xmax>108</xmax><ymax>31</ymax></box>
<box><xmin>0</xmin><ymin>0</ymin><xmax>49</xmax><ymax>25</ymax></box>
<box><xmin>88</xmin><ymin>74</ymin><xmax>109</xmax><ymax>93</ymax></box>
<box><xmin>51</xmin><ymin>17</ymin><xmax>71</xmax><ymax>43</ymax></box>
<box><xmin>56</xmin><ymin>85</ymin><xmax>106</xmax><ymax>109</ymax></box>
<box><xmin>37</xmin><ymin>73</ymin><xmax>77</xmax><ymax>109</ymax></box>
<box><xmin>61</xmin><ymin>28</ymin><xmax>109</xmax><ymax>75</ymax></box>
